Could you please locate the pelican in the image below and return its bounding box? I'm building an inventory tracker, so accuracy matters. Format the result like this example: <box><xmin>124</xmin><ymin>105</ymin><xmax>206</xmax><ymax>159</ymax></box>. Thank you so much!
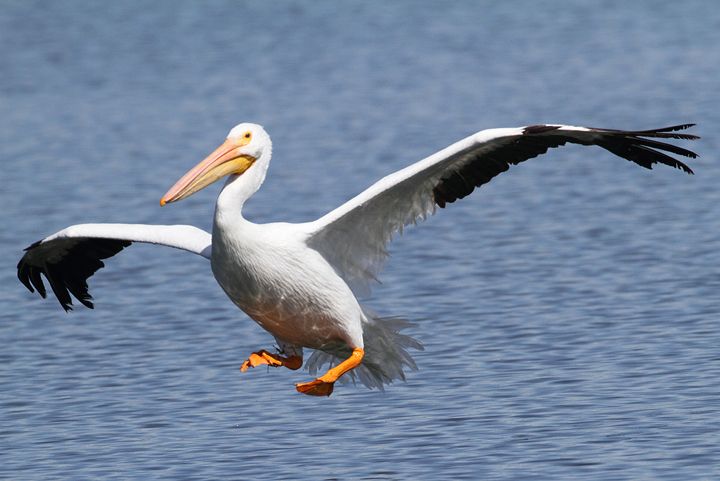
<box><xmin>17</xmin><ymin>122</ymin><xmax>698</xmax><ymax>396</ymax></box>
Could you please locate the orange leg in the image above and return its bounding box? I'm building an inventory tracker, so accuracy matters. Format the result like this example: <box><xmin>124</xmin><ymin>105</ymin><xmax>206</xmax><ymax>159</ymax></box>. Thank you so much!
<box><xmin>295</xmin><ymin>348</ymin><xmax>364</xmax><ymax>397</ymax></box>
<box><xmin>240</xmin><ymin>349</ymin><xmax>303</xmax><ymax>372</ymax></box>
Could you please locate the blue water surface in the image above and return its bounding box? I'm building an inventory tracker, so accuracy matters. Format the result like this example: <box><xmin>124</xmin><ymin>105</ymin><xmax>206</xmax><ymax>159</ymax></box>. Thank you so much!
<box><xmin>2</xmin><ymin>1</ymin><xmax>719</xmax><ymax>479</ymax></box>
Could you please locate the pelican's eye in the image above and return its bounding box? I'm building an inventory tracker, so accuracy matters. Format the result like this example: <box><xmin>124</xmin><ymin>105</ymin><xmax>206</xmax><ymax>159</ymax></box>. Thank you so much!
<box><xmin>237</xmin><ymin>131</ymin><xmax>252</xmax><ymax>146</ymax></box>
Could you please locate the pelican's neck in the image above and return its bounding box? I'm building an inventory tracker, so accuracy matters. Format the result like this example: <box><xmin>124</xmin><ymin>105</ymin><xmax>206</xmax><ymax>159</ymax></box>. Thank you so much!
<box><xmin>213</xmin><ymin>149</ymin><xmax>271</xmax><ymax>228</ymax></box>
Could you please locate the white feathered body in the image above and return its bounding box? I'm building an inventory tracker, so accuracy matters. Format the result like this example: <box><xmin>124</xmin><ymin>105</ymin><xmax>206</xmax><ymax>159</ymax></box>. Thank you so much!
<box><xmin>211</xmin><ymin>217</ymin><xmax>364</xmax><ymax>351</ymax></box>
<box><xmin>207</xmin><ymin>147</ymin><xmax>365</xmax><ymax>352</ymax></box>
<box><xmin>211</xmin><ymin>209</ymin><xmax>421</xmax><ymax>389</ymax></box>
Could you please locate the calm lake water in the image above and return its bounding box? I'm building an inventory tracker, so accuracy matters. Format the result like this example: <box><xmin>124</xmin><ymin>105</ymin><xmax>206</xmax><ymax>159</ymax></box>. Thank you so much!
<box><xmin>2</xmin><ymin>1</ymin><xmax>720</xmax><ymax>479</ymax></box>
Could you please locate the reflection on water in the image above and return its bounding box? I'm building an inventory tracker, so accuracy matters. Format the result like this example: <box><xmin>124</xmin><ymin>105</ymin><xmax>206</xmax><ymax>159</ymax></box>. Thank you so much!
<box><xmin>2</xmin><ymin>1</ymin><xmax>719</xmax><ymax>479</ymax></box>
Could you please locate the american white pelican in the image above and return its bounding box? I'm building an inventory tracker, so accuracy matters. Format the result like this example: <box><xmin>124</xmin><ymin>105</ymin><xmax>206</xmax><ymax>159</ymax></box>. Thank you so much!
<box><xmin>18</xmin><ymin>123</ymin><xmax>698</xmax><ymax>396</ymax></box>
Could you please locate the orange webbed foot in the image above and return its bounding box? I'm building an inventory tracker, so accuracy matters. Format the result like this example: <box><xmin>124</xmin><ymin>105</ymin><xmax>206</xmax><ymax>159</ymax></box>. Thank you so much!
<box><xmin>295</xmin><ymin>379</ymin><xmax>335</xmax><ymax>396</ymax></box>
<box><xmin>295</xmin><ymin>348</ymin><xmax>364</xmax><ymax>397</ymax></box>
<box><xmin>240</xmin><ymin>350</ymin><xmax>302</xmax><ymax>372</ymax></box>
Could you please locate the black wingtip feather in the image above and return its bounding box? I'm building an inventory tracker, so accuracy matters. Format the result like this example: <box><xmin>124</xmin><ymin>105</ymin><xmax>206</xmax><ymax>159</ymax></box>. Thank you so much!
<box><xmin>631</xmin><ymin>123</ymin><xmax>698</xmax><ymax>138</ymax></box>
<box><xmin>432</xmin><ymin>124</ymin><xmax>698</xmax><ymax>207</ymax></box>
<box><xmin>18</xmin><ymin>237</ymin><xmax>131</xmax><ymax>311</ymax></box>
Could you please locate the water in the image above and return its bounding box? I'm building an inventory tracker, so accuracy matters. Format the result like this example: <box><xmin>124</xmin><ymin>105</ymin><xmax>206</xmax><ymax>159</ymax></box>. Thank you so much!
<box><xmin>1</xmin><ymin>1</ymin><xmax>719</xmax><ymax>479</ymax></box>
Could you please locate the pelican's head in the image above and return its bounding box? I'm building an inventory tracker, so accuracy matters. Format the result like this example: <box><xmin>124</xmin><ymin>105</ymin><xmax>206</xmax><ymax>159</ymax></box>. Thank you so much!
<box><xmin>161</xmin><ymin>123</ymin><xmax>272</xmax><ymax>205</ymax></box>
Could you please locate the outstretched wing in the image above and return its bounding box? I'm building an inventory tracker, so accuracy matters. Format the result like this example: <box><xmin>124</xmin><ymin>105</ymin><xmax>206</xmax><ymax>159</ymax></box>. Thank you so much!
<box><xmin>306</xmin><ymin>124</ymin><xmax>699</xmax><ymax>298</ymax></box>
<box><xmin>17</xmin><ymin>223</ymin><xmax>212</xmax><ymax>311</ymax></box>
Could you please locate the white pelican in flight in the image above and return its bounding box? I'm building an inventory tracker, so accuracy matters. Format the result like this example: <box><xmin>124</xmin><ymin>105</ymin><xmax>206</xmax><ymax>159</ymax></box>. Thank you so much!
<box><xmin>18</xmin><ymin>123</ymin><xmax>698</xmax><ymax>396</ymax></box>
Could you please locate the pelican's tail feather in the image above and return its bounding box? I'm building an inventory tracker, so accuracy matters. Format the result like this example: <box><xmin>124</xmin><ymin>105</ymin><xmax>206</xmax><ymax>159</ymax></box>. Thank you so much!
<box><xmin>306</xmin><ymin>306</ymin><xmax>424</xmax><ymax>391</ymax></box>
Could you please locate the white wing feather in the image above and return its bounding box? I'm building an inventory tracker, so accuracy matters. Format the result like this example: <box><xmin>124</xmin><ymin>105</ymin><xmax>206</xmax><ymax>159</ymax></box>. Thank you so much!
<box><xmin>305</xmin><ymin>127</ymin><xmax>524</xmax><ymax>297</ymax></box>
<box><xmin>43</xmin><ymin>223</ymin><xmax>212</xmax><ymax>258</ymax></box>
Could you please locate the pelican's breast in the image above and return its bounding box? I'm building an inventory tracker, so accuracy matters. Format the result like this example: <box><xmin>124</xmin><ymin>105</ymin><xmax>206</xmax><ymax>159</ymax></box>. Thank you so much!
<box><xmin>210</xmin><ymin>221</ymin><xmax>363</xmax><ymax>349</ymax></box>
